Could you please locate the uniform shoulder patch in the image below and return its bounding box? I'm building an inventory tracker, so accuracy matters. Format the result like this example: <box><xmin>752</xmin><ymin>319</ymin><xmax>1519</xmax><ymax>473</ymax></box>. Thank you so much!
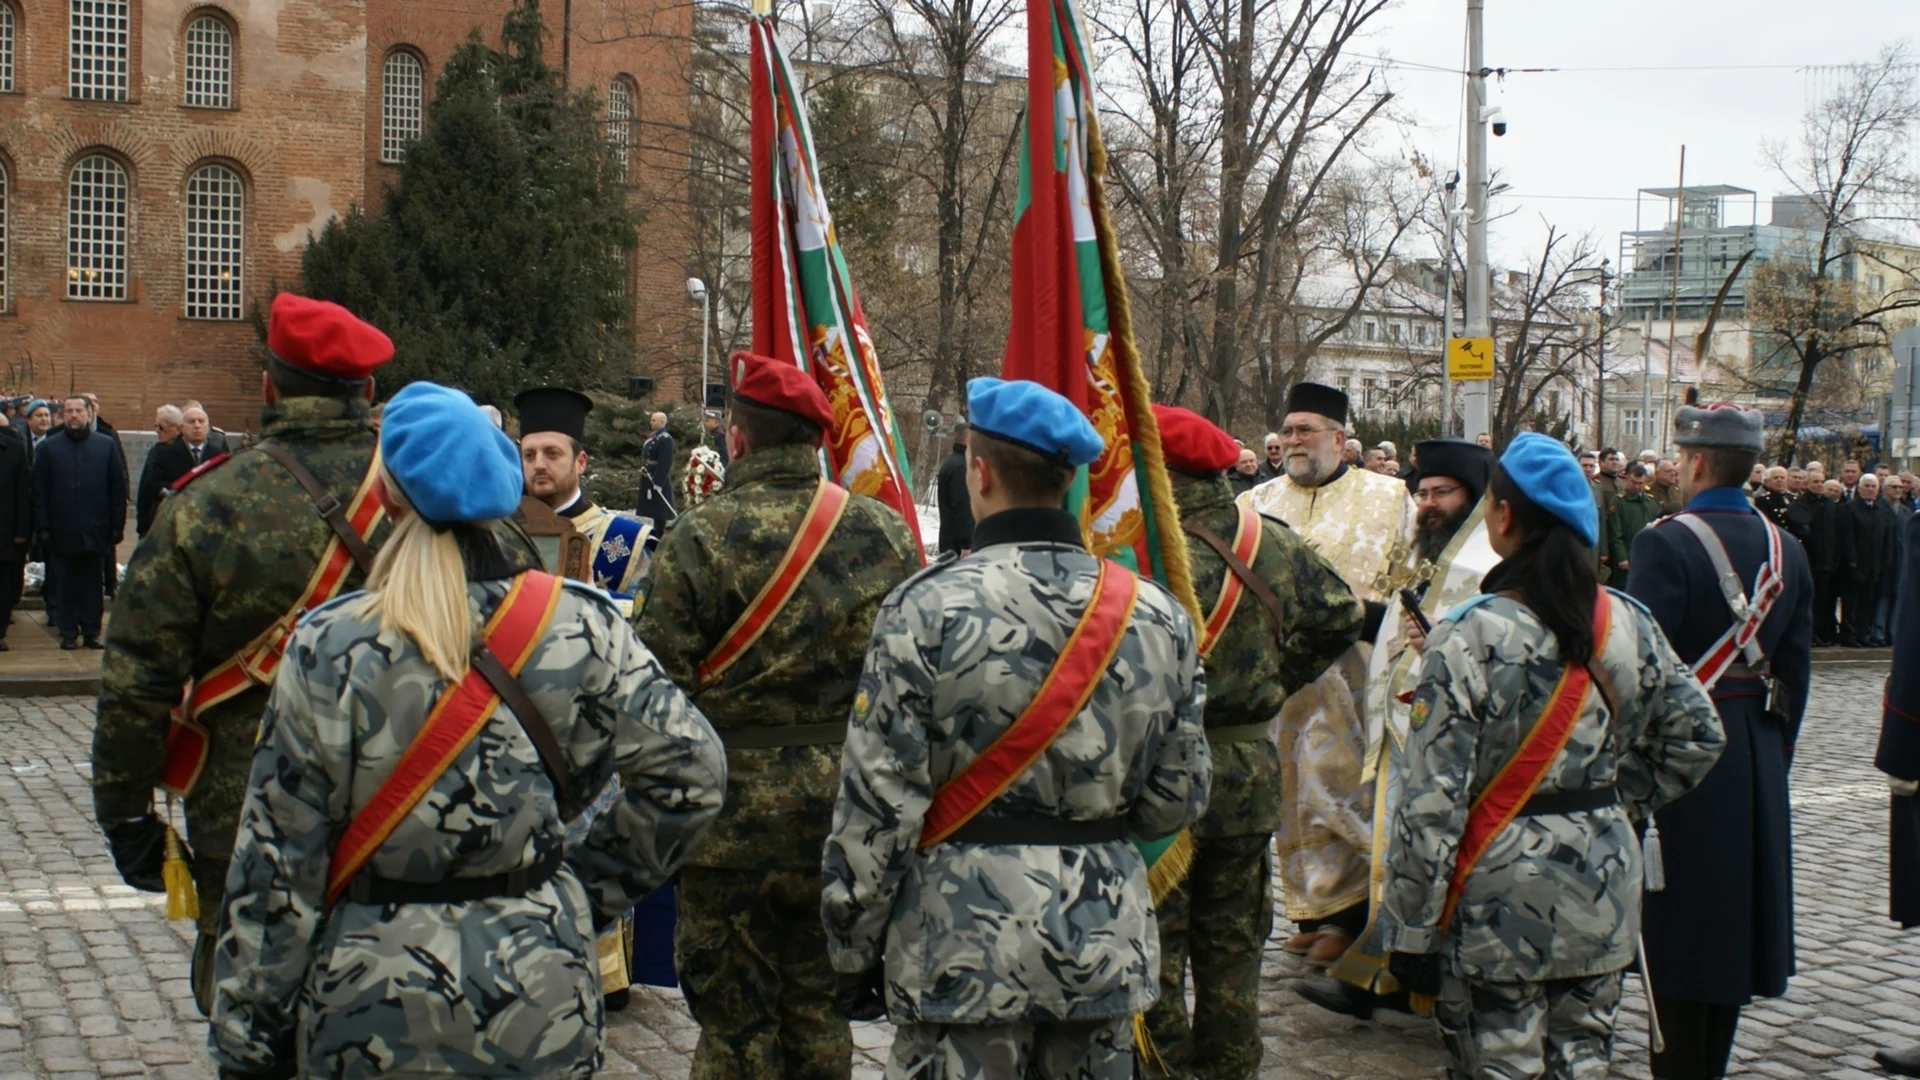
<box><xmin>1438</xmin><ymin>592</ymin><xmax>1498</xmax><ymax>624</ymax></box>
<box><xmin>167</xmin><ymin>451</ymin><xmax>233</xmax><ymax>492</ymax></box>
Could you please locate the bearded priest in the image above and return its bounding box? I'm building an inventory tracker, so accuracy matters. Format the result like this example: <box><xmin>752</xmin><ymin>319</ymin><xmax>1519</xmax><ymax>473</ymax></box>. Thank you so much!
<box><xmin>1238</xmin><ymin>382</ymin><xmax>1418</xmax><ymax>967</ymax></box>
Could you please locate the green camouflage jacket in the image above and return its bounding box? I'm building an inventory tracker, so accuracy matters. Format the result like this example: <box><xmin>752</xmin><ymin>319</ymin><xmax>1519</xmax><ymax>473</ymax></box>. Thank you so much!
<box><xmin>93</xmin><ymin>396</ymin><xmax>386</xmax><ymax>908</ymax></box>
<box><xmin>208</xmin><ymin>557</ymin><xmax>727</xmax><ymax>1080</ymax></box>
<box><xmin>632</xmin><ymin>441</ymin><xmax>919</xmax><ymax>868</ymax></box>
<box><xmin>822</xmin><ymin>508</ymin><xmax>1211</xmax><ymax>1024</ymax></box>
<box><xmin>1174</xmin><ymin>476</ymin><xmax>1362</xmax><ymax>837</ymax></box>
<box><xmin>1377</xmin><ymin>586</ymin><xmax>1724</xmax><ymax>982</ymax></box>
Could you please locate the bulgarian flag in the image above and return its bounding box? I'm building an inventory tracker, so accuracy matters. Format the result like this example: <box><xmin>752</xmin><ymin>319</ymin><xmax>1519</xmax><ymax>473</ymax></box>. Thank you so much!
<box><xmin>1005</xmin><ymin>0</ymin><xmax>1202</xmax><ymax>901</ymax></box>
<box><xmin>748</xmin><ymin>13</ymin><xmax>925</xmax><ymax>563</ymax></box>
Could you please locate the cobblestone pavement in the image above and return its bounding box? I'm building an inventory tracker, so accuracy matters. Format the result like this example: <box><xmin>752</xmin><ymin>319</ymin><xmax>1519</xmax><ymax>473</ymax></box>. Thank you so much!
<box><xmin>2</xmin><ymin>670</ymin><xmax>1913</xmax><ymax>1078</ymax></box>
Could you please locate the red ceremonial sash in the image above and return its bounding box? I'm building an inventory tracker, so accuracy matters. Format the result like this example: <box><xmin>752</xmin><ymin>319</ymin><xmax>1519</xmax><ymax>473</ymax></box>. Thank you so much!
<box><xmin>918</xmin><ymin>562</ymin><xmax>1139</xmax><ymax>847</ymax></box>
<box><xmin>159</xmin><ymin>449</ymin><xmax>386</xmax><ymax>797</ymax></box>
<box><xmin>323</xmin><ymin>570</ymin><xmax>563</xmax><ymax>907</ymax></box>
<box><xmin>1439</xmin><ymin>587</ymin><xmax>1613</xmax><ymax>927</ymax></box>
<box><xmin>697</xmin><ymin>480</ymin><xmax>850</xmax><ymax>686</ymax></box>
<box><xmin>1198</xmin><ymin>506</ymin><xmax>1261</xmax><ymax>658</ymax></box>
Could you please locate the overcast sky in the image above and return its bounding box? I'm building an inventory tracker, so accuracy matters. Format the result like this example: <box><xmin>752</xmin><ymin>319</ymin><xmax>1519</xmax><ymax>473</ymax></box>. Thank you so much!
<box><xmin>1355</xmin><ymin>0</ymin><xmax>1916</xmax><ymax>267</ymax></box>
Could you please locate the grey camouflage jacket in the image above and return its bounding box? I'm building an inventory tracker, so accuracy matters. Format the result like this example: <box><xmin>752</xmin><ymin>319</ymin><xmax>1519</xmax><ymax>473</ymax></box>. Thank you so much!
<box><xmin>1377</xmin><ymin>586</ymin><xmax>1723</xmax><ymax>982</ymax></box>
<box><xmin>821</xmin><ymin>508</ymin><xmax>1211</xmax><ymax>1025</ymax></box>
<box><xmin>208</xmin><ymin>570</ymin><xmax>727</xmax><ymax>1079</ymax></box>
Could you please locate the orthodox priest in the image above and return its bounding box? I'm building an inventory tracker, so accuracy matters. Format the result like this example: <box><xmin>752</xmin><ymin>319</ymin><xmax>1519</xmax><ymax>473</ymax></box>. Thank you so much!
<box><xmin>1875</xmin><ymin>509</ymin><xmax>1920</xmax><ymax>1077</ymax></box>
<box><xmin>1238</xmin><ymin>382</ymin><xmax>1418</xmax><ymax>964</ymax></box>
<box><xmin>515</xmin><ymin>387</ymin><xmax>655</xmax><ymax>611</ymax></box>
<box><xmin>1303</xmin><ymin>436</ymin><xmax>1497</xmax><ymax>1017</ymax></box>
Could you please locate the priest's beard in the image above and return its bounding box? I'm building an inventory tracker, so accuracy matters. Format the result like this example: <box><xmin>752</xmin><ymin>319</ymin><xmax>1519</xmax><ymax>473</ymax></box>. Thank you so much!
<box><xmin>1284</xmin><ymin>442</ymin><xmax>1342</xmax><ymax>486</ymax></box>
<box><xmin>1415</xmin><ymin>503</ymin><xmax>1470</xmax><ymax>562</ymax></box>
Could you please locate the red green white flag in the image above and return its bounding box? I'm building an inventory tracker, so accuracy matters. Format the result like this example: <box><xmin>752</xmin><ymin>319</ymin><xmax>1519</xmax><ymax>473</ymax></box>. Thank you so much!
<box><xmin>749</xmin><ymin>16</ymin><xmax>925</xmax><ymax>562</ymax></box>
<box><xmin>1003</xmin><ymin>0</ymin><xmax>1202</xmax><ymax>897</ymax></box>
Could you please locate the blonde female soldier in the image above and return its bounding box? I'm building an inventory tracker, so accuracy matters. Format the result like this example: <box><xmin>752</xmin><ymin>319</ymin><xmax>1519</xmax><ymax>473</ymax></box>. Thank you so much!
<box><xmin>208</xmin><ymin>382</ymin><xmax>727</xmax><ymax>1079</ymax></box>
<box><xmin>1376</xmin><ymin>434</ymin><xmax>1725</xmax><ymax>1078</ymax></box>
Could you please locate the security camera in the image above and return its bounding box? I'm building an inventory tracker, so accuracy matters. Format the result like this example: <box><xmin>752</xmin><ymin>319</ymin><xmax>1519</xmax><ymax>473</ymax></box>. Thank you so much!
<box><xmin>1480</xmin><ymin>106</ymin><xmax>1508</xmax><ymax>137</ymax></box>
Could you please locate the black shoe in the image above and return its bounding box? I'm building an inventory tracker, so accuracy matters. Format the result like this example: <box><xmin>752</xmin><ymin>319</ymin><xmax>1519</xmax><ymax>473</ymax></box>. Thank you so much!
<box><xmin>60</xmin><ymin>639</ymin><xmax>77</xmax><ymax>651</ymax></box>
<box><xmin>604</xmin><ymin>988</ymin><xmax>631</xmax><ymax>1012</ymax></box>
<box><xmin>84</xmin><ymin>638</ymin><xmax>104</xmax><ymax>650</ymax></box>
<box><xmin>1878</xmin><ymin>1043</ymin><xmax>1920</xmax><ymax>1077</ymax></box>
<box><xmin>0</xmin><ymin>640</ymin><xmax>10</xmax><ymax>652</ymax></box>
<box><xmin>1296</xmin><ymin>975</ymin><xmax>1379</xmax><ymax>1020</ymax></box>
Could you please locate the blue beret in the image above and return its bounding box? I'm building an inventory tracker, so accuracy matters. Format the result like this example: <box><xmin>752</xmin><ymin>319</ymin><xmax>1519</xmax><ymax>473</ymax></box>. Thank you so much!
<box><xmin>380</xmin><ymin>382</ymin><xmax>524</xmax><ymax>527</ymax></box>
<box><xmin>1498</xmin><ymin>433</ymin><xmax>1598</xmax><ymax>548</ymax></box>
<box><xmin>966</xmin><ymin>377</ymin><xmax>1104</xmax><ymax>468</ymax></box>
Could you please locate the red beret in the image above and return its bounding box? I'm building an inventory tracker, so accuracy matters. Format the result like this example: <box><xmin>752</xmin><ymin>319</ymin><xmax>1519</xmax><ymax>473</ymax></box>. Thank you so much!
<box><xmin>731</xmin><ymin>351</ymin><xmax>834</xmax><ymax>432</ymax></box>
<box><xmin>267</xmin><ymin>294</ymin><xmax>394</xmax><ymax>381</ymax></box>
<box><xmin>1152</xmin><ymin>404</ymin><xmax>1240</xmax><ymax>474</ymax></box>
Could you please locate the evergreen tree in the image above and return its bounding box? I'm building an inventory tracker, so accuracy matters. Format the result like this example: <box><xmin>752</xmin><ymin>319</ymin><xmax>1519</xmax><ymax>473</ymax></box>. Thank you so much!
<box><xmin>300</xmin><ymin>0</ymin><xmax>638</xmax><ymax>405</ymax></box>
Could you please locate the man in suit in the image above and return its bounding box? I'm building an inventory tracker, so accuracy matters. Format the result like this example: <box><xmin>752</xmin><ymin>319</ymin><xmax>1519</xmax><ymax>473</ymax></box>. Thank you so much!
<box><xmin>33</xmin><ymin>396</ymin><xmax>128</xmax><ymax>649</ymax></box>
<box><xmin>1838</xmin><ymin>474</ymin><xmax>1894</xmax><ymax>647</ymax></box>
<box><xmin>936</xmin><ymin>422</ymin><xmax>973</xmax><ymax>557</ymax></box>
<box><xmin>135</xmin><ymin>405</ymin><xmax>184</xmax><ymax>538</ymax></box>
<box><xmin>135</xmin><ymin>403</ymin><xmax>230</xmax><ymax>538</ymax></box>
<box><xmin>1628</xmin><ymin>404</ymin><xmax>1812</xmax><ymax>1080</ymax></box>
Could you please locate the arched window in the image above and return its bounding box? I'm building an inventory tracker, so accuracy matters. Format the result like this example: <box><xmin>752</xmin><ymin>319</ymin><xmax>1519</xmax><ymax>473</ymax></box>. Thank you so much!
<box><xmin>606</xmin><ymin>77</ymin><xmax>634</xmax><ymax>174</ymax></box>
<box><xmin>184</xmin><ymin>163</ymin><xmax>244</xmax><ymax>320</ymax></box>
<box><xmin>0</xmin><ymin>160</ymin><xmax>9</xmax><ymax>311</ymax></box>
<box><xmin>381</xmin><ymin>51</ymin><xmax>424</xmax><ymax>163</ymax></box>
<box><xmin>2</xmin><ymin>4</ymin><xmax>17</xmax><ymax>94</ymax></box>
<box><xmin>182</xmin><ymin>14</ymin><xmax>234</xmax><ymax>108</ymax></box>
<box><xmin>67</xmin><ymin>154</ymin><xmax>130</xmax><ymax>301</ymax></box>
<box><xmin>69</xmin><ymin>0</ymin><xmax>131</xmax><ymax>102</ymax></box>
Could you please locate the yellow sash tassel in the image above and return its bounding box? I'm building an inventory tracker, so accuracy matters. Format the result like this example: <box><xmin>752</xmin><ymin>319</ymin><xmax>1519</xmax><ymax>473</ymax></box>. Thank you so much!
<box><xmin>162</xmin><ymin>798</ymin><xmax>198</xmax><ymax>922</ymax></box>
<box><xmin>1408</xmin><ymin>991</ymin><xmax>1436</xmax><ymax>1017</ymax></box>
<box><xmin>1132</xmin><ymin>1013</ymin><xmax>1166</xmax><ymax>1075</ymax></box>
<box><xmin>1145</xmin><ymin>829</ymin><xmax>1193</xmax><ymax>905</ymax></box>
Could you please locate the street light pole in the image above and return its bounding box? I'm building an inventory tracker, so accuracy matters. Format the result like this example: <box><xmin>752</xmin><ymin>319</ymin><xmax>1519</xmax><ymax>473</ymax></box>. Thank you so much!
<box><xmin>1595</xmin><ymin>260</ymin><xmax>1611</xmax><ymax>449</ymax></box>
<box><xmin>1462</xmin><ymin>0</ymin><xmax>1491</xmax><ymax>442</ymax></box>
<box><xmin>688</xmin><ymin>277</ymin><xmax>712</xmax><ymax>407</ymax></box>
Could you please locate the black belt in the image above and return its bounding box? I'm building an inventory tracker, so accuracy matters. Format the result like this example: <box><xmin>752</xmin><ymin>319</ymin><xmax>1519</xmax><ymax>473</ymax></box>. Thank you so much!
<box><xmin>1517</xmin><ymin>787</ymin><xmax>1619</xmax><ymax>816</ymax></box>
<box><xmin>724</xmin><ymin>721</ymin><xmax>849</xmax><ymax>749</ymax></box>
<box><xmin>941</xmin><ymin>815</ymin><xmax>1128</xmax><ymax>846</ymax></box>
<box><xmin>345</xmin><ymin>849</ymin><xmax>563</xmax><ymax>905</ymax></box>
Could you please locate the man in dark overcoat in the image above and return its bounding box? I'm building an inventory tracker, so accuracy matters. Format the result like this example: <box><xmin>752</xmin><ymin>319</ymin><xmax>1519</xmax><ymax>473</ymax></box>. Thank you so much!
<box><xmin>1875</xmin><ymin>511</ymin><xmax>1920</xmax><ymax>1076</ymax></box>
<box><xmin>1627</xmin><ymin>404</ymin><xmax>1811</xmax><ymax>1080</ymax></box>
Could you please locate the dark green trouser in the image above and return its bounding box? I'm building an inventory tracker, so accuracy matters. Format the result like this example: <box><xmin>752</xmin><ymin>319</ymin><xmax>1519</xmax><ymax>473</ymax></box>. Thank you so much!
<box><xmin>1142</xmin><ymin>834</ymin><xmax>1273</xmax><ymax>1080</ymax></box>
<box><xmin>675</xmin><ymin>867</ymin><xmax>851</xmax><ymax>1080</ymax></box>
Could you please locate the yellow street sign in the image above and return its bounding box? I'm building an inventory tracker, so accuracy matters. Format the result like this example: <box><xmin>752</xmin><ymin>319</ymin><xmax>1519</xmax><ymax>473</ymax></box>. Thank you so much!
<box><xmin>1447</xmin><ymin>337</ymin><xmax>1495</xmax><ymax>381</ymax></box>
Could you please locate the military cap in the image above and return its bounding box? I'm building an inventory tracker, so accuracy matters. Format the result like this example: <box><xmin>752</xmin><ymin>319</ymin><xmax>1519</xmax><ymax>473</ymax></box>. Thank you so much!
<box><xmin>1673</xmin><ymin>402</ymin><xmax>1764</xmax><ymax>453</ymax></box>
<box><xmin>1151</xmin><ymin>404</ymin><xmax>1239</xmax><ymax>475</ymax></box>
<box><xmin>1499</xmin><ymin>433</ymin><xmax>1598</xmax><ymax>547</ymax></box>
<box><xmin>1285</xmin><ymin>382</ymin><xmax>1348</xmax><ymax>426</ymax></box>
<box><xmin>381</xmin><ymin>382</ymin><xmax>523</xmax><ymax>527</ymax></box>
<box><xmin>1414</xmin><ymin>437</ymin><xmax>1495</xmax><ymax>506</ymax></box>
<box><xmin>731</xmin><ymin>351</ymin><xmax>834</xmax><ymax>432</ymax></box>
<box><xmin>266</xmin><ymin>294</ymin><xmax>393</xmax><ymax>381</ymax></box>
<box><xmin>966</xmin><ymin>377</ymin><xmax>1103</xmax><ymax>468</ymax></box>
<box><xmin>515</xmin><ymin>387</ymin><xmax>593</xmax><ymax>441</ymax></box>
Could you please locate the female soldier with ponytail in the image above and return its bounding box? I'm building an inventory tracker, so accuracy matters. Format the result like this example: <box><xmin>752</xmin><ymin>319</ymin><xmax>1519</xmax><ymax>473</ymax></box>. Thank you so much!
<box><xmin>207</xmin><ymin>383</ymin><xmax>727</xmax><ymax>1080</ymax></box>
<box><xmin>1373</xmin><ymin>433</ymin><xmax>1725</xmax><ymax>1079</ymax></box>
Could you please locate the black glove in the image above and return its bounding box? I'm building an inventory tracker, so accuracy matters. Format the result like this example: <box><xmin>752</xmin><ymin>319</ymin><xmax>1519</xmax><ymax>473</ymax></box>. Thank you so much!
<box><xmin>1387</xmin><ymin>951</ymin><xmax>1441</xmax><ymax>997</ymax></box>
<box><xmin>834</xmin><ymin>967</ymin><xmax>887</xmax><ymax>1022</ymax></box>
<box><xmin>103</xmin><ymin>814</ymin><xmax>173</xmax><ymax>893</ymax></box>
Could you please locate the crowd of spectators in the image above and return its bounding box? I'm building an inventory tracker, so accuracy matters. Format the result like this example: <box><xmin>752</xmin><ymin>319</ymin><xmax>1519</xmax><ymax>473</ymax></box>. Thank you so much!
<box><xmin>0</xmin><ymin>395</ymin><xmax>231</xmax><ymax>651</ymax></box>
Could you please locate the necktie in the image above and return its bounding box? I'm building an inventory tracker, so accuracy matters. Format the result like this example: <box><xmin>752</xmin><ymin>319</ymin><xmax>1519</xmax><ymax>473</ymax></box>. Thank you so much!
<box><xmin>192</xmin><ymin>445</ymin><xmax>202</xmax><ymax>464</ymax></box>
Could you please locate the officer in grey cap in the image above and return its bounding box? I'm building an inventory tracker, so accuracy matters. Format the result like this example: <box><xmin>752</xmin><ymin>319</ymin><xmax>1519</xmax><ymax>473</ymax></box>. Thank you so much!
<box><xmin>1626</xmin><ymin>403</ymin><xmax>1813</xmax><ymax>1080</ymax></box>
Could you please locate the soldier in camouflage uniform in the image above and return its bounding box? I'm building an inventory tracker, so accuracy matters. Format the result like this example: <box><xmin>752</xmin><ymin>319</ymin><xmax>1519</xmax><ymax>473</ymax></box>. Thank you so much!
<box><xmin>1378</xmin><ymin>434</ymin><xmax>1725</xmax><ymax>1079</ymax></box>
<box><xmin>822</xmin><ymin>378</ymin><xmax>1211</xmax><ymax>1080</ymax></box>
<box><xmin>91</xmin><ymin>295</ymin><xmax>397</xmax><ymax>1016</ymax></box>
<box><xmin>633</xmin><ymin>352</ymin><xmax>919</xmax><ymax>1080</ymax></box>
<box><xmin>1141</xmin><ymin>405</ymin><xmax>1362</xmax><ymax>1080</ymax></box>
<box><xmin>208</xmin><ymin>382</ymin><xmax>727</xmax><ymax>1080</ymax></box>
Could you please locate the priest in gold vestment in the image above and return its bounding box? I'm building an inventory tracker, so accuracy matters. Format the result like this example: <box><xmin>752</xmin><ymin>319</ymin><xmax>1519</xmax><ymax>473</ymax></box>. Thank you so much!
<box><xmin>1238</xmin><ymin>382</ymin><xmax>1417</xmax><ymax>965</ymax></box>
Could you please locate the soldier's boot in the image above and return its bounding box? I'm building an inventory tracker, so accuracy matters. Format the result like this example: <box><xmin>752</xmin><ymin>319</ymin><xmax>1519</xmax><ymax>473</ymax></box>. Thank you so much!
<box><xmin>1876</xmin><ymin>1043</ymin><xmax>1920</xmax><ymax>1077</ymax></box>
<box><xmin>189</xmin><ymin>856</ymin><xmax>230</xmax><ymax>1017</ymax></box>
<box><xmin>1296</xmin><ymin>976</ymin><xmax>1416</xmax><ymax>1020</ymax></box>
